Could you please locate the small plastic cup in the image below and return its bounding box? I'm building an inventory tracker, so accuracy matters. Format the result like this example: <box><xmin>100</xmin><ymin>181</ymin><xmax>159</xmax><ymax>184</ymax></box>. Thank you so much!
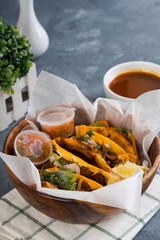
<box><xmin>36</xmin><ymin>106</ymin><xmax>75</xmax><ymax>139</ymax></box>
<box><xmin>14</xmin><ymin>130</ymin><xmax>52</xmax><ymax>165</ymax></box>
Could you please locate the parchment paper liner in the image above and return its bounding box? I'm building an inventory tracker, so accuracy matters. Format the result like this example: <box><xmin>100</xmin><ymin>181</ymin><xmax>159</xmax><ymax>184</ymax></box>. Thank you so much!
<box><xmin>1</xmin><ymin>71</ymin><xmax>160</xmax><ymax>216</ymax></box>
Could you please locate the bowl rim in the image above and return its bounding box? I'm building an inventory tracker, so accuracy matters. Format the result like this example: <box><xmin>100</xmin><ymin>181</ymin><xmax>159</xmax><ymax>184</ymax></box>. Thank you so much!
<box><xmin>3</xmin><ymin>118</ymin><xmax>160</xmax><ymax>202</ymax></box>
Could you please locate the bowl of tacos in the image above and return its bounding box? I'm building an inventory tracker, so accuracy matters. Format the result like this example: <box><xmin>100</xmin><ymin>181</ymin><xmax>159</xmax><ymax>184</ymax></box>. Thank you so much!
<box><xmin>3</xmin><ymin>118</ymin><xmax>160</xmax><ymax>224</ymax></box>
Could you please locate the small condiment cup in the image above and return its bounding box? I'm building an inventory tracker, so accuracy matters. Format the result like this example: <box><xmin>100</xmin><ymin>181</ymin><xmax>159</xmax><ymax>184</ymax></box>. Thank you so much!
<box><xmin>14</xmin><ymin>130</ymin><xmax>52</xmax><ymax>165</ymax></box>
<box><xmin>37</xmin><ymin>106</ymin><xmax>75</xmax><ymax>139</ymax></box>
<box><xmin>103</xmin><ymin>61</ymin><xmax>160</xmax><ymax>102</ymax></box>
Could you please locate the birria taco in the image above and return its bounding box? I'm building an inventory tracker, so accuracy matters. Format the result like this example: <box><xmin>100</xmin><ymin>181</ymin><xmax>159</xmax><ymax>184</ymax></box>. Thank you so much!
<box><xmin>54</xmin><ymin>137</ymin><xmax>112</xmax><ymax>172</ymax></box>
<box><xmin>80</xmin><ymin>125</ymin><xmax>140</xmax><ymax>165</ymax></box>
<box><xmin>42</xmin><ymin>140</ymin><xmax>122</xmax><ymax>186</ymax></box>
<box><xmin>40</xmin><ymin>167</ymin><xmax>103</xmax><ymax>191</ymax></box>
<box><xmin>111</xmin><ymin>127</ymin><xmax>139</xmax><ymax>160</ymax></box>
<box><xmin>89</xmin><ymin>120</ymin><xmax>139</xmax><ymax>164</ymax></box>
<box><xmin>75</xmin><ymin>125</ymin><xmax>138</xmax><ymax>167</ymax></box>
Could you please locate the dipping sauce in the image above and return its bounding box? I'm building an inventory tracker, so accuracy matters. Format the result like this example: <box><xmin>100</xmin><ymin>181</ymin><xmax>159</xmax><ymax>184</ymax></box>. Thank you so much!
<box><xmin>37</xmin><ymin>107</ymin><xmax>75</xmax><ymax>139</ymax></box>
<box><xmin>108</xmin><ymin>71</ymin><xmax>160</xmax><ymax>98</ymax></box>
<box><xmin>14</xmin><ymin>130</ymin><xmax>52</xmax><ymax>165</ymax></box>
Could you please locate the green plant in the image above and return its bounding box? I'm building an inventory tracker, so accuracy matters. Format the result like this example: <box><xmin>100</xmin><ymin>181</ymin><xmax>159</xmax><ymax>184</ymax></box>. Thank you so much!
<box><xmin>0</xmin><ymin>17</ymin><xmax>33</xmax><ymax>94</ymax></box>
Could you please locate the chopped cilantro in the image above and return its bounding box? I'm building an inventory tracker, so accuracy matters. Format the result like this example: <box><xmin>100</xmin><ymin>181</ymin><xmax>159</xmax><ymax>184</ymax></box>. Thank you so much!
<box><xmin>81</xmin><ymin>138</ymin><xmax>89</xmax><ymax>143</ymax></box>
<box><xmin>57</xmin><ymin>158</ymin><xmax>67</xmax><ymax>165</ymax></box>
<box><xmin>115</xmin><ymin>128</ymin><xmax>132</xmax><ymax>143</ymax></box>
<box><xmin>81</xmin><ymin>129</ymin><xmax>94</xmax><ymax>142</ymax></box>
<box><xmin>92</xmin><ymin>123</ymin><xmax>102</xmax><ymax>127</ymax></box>
<box><xmin>86</xmin><ymin>129</ymin><xmax>94</xmax><ymax>137</ymax></box>
<box><xmin>116</xmin><ymin>127</ymin><xmax>131</xmax><ymax>134</ymax></box>
<box><xmin>96</xmin><ymin>145</ymin><xmax>101</xmax><ymax>151</ymax></box>
<box><xmin>126</xmin><ymin>129</ymin><xmax>131</xmax><ymax>133</ymax></box>
<box><xmin>41</xmin><ymin>169</ymin><xmax>77</xmax><ymax>191</ymax></box>
<box><xmin>52</xmin><ymin>152</ymin><xmax>60</xmax><ymax>160</ymax></box>
<box><xmin>70</xmin><ymin>175</ymin><xmax>77</xmax><ymax>184</ymax></box>
<box><xmin>81</xmin><ymin>144</ymin><xmax>86</xmax><ymax>148</ymax></box>
<box><xmin>71</xmin><ymin>136</ymin><xmax>77</xmax><ymax>139</ymax></box>
<box><xmin>116</xmin><ymin>127</ymin><xmax>124</xmax><ymax>132</ymax></box>
<box><xmin>108</xmin><ymin>146</ymin><xmax>112</xmax><ymax>152</ymax></box>
<box><xmin>41</xmin><ymin>170</ymin><xmax>51</xmax><ymax>182</ymax></box>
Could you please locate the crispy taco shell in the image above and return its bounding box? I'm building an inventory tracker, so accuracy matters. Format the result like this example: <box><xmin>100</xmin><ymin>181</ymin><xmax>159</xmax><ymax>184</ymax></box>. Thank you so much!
<box><xmin>75</xmin><ymin>173</ymin><xmax>103</xmax><ymax>191</ymax></box>
<box><xmin>75</xmin><ymin>125</ymin><xmax>126</xmax><ymax>155</ymax></box>
<box><xmin>55</xmin><ymin>137</ymin><xmax>112</xmax><ymax>172</ymax></box>
<box><xmin>75</xmin><ymin>125</ymin><xmax>138</xmax><ymax>165</ymax></box>
<box><xmin>51</xmin><ymin>140</ymin><xmax>114</xmax><ymax>186</ymax></box>
<box><xmin>80</xmin><ymin>126</ymin><xmax>135</xmax><ymax>155</ymax></box>
<box><xmin>41</xmin><ymin>181</ymin><xmax>58</xmax><ymax>189</ymax></box>
<box><xmin>111</xmin><ymin>127</ymin><xmax>140</xmax><ymax>165</ymax></box>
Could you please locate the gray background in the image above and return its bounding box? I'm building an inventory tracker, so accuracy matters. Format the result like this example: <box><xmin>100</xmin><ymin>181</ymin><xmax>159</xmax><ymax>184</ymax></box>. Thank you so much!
<box><xmin>0</xmin><ymin>0</ymin><xmax>160</xmax><ymax>239</ymax></box>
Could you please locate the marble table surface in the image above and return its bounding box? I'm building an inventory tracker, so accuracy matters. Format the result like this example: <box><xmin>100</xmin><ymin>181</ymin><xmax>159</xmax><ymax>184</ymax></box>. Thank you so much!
<box><xmin>0</xmin><ymin>0</ymin><xmax>160</xmax><ymax>239</ymax></box>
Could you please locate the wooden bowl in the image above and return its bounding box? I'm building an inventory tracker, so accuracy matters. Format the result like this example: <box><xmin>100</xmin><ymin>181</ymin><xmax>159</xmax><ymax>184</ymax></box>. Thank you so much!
<box><xmin>3</xmin><ymin>119</ymin><xmax>160</xmax><ymax>224</ymax></box>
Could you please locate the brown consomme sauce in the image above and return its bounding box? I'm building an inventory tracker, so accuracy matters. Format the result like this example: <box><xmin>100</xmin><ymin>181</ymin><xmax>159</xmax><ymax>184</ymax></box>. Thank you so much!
<box><xmin>108</xmin><ymin>70</ymin><xmax>160</xmax><ymax>98</ymax></box>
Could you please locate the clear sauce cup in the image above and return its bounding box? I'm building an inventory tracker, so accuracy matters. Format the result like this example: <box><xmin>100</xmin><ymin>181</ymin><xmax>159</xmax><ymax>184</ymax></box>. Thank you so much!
<box><xmin>36</xmin><ymin>106</ymin><xmax>75</xmax><ymax>139</ymax></box>
<box><xmin>14</xmin><ymin>130</ymin><xmax>52</xmax><ymax>165</ymax></box>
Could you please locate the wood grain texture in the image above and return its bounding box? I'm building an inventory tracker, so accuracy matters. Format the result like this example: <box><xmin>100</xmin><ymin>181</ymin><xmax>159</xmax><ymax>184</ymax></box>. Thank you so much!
<box><xmin>142</xmin><ymin>136</ymin><xmax>160</xmax><ymax>194</ymax></box>
<box><xmin>3</xmin><ymin>118</ymin><xmax>160</xmax><ymax>224</ymax></box>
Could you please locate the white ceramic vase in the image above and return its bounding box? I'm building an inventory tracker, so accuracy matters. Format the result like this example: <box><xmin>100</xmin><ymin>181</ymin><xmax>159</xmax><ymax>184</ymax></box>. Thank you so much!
<box><xmin>17</xmin><ymin>0</ymin><xmax>49</xmax><ymax>58</ymax></box>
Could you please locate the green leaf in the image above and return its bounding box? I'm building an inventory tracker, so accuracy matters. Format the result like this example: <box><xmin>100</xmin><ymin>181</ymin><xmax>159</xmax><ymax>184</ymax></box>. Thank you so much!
<box><xmin>0</xmin><ymin>17</ymin><xmax>32</xmax><ymax>94</ymax></box>
<box><xmin>8</xmin><ymin>64</ymin><xmax>15</xmax><ymax>70</ymax></box>
<box><xmin>3</xmin><ymin>59</ymin><xmax>8</xmax><ymax>65</ymax></box>
<box><xmin>3</xmin><ymin>68</ymin><xmax>12</xmax><ymax>77</ymax></box>
<box><xmin>4</xmin><ymin>87</ymin><xmax>10</xmax><ymax>94</ymax></box>
<box><xmin>11</xmin><ymin>88</ymin><xmax>14</xmax><ymax>94</ymax></box>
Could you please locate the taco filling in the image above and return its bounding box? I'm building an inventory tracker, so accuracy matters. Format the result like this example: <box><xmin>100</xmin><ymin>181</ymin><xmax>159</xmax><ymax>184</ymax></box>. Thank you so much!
<box><xmin>43</xmin><ymin>140</ymin><xmax>118</xmax><ymax>186</ymax></box>
<box><xmin>40</xmin><ymin>168</ymin><xmax>103</xmax><ymax>191</ymax></box>
<box><xmin>75</xmin><ymin>126</ymin><xmax>138</xmax><ymax>167</ymax></box>
<box><xmin>111</xmin><ymin>127</ymin><xmax>139</xmax><ymax>165</ymax></box>
<box><xmin>40</xmin><ymin>169</ymin><xmax>77</xmax><ymax>190</ymax></box>
<box><xmin>55</xmin><ymin>136</ymin><xmax>112</xmax><ymax>172</ymax></box>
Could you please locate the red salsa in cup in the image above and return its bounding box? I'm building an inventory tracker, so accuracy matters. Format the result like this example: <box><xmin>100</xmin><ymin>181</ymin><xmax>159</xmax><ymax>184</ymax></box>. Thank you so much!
<box><xmin>14</xmin><ymin>130</ymin><xmax>52</xmax><ymax>165</ymax></box>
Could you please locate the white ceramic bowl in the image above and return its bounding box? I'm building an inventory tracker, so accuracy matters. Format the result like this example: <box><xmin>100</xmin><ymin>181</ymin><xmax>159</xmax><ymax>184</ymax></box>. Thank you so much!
<box><xmin>103</xmin><ymin>61</ymin><xmax>160</xmax><ymax>102</ymax></box>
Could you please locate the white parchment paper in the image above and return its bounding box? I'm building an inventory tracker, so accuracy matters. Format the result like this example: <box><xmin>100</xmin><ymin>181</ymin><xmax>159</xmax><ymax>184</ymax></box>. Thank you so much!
<box><xmin>1</xmin><ymin>71</ymin><xmax>160</xmax><ymax>216</ymax></box>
